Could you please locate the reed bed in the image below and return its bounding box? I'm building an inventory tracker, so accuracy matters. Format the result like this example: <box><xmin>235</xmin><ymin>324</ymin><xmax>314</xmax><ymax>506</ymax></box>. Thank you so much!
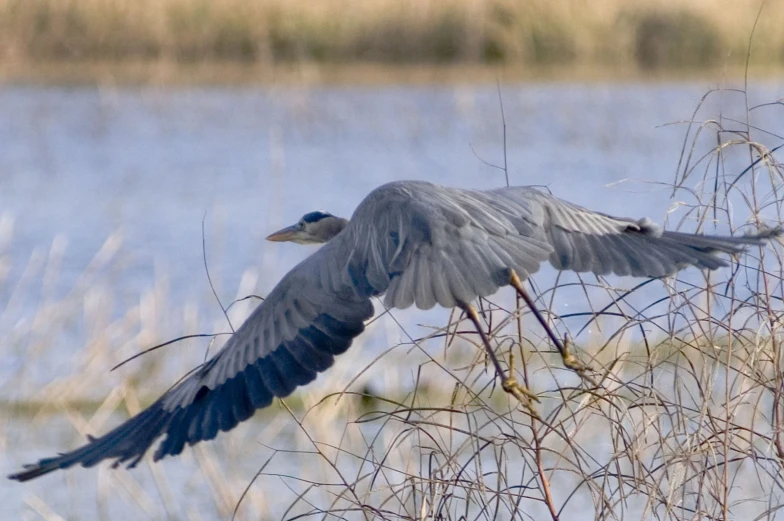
<box><xmin>2</xmin><ymin>86</ymin><xmax>784</xmax><ymax>519</ymax></box>
<box><xmin>1</xmin><ymin>0</ymin><xmax>783</xmax><ymax>70</ymax></box>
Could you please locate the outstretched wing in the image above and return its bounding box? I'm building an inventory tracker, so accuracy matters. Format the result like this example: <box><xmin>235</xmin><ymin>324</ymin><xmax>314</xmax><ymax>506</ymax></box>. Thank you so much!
<box><xmin>9</xmin><ymin>234</ymin><xmax>374</xmax><ymax>481</ymax></box>
<box><xmin>487</xmin><ymin>186</ymin><xmax>776</xmax><ymax>277</ymax></box>
<box><xmin>340</xmin><ymin>181</ymin><xmax>776</xmax><ymax>313</ymax></box>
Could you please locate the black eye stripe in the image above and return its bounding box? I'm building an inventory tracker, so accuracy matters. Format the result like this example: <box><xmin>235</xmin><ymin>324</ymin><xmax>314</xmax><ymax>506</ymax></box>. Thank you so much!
<box><xmin>302</xmin><ymin>211</ymin><xmax>332</xmax><ymax>224</ymax></box>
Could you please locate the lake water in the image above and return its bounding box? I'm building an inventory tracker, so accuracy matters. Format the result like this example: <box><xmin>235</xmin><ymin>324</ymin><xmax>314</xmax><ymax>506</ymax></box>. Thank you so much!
<box><xmin>1</xmin><ymin>79</ymin><xmax>782</xmax><ymax>519</ymax></box>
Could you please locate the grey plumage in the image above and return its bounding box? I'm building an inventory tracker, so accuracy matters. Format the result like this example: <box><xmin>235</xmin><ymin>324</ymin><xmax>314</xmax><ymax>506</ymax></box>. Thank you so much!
<box><xmin>9</xmin><ymin>180</ymin><xmax>778</xmax><ymax>481</ymax></box>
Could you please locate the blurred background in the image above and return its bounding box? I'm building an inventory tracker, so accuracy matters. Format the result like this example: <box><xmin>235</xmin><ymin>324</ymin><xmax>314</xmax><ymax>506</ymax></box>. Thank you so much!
<box><xmin>1</xmin><ymin>0</ymin><xmax>784</xmax><ymax>82</ymax></box>
<box><xmin>1</xmin><ymin>1</ymin><xmax>783</xmax><ymax>520</ymax></box>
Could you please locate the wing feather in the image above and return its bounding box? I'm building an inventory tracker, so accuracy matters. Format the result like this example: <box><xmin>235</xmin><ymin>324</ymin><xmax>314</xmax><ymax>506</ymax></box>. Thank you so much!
<box><xmin>429</xmin><ymin>255</ymin><xmax>454</xmax><ymax>308</ymax></box>
<box><xmin>414</xmin><ymin>255</ymin><xmax>437</xmax><ymax>310</ymax></box>
<box><xmin>459</xmin><ymin>243</ymin><xmax>496</xmax><ymax>297</ymax></box>
<box><xmin>582</xmin><ymin>234</ymin><xmax>613</xmax><ymax>275</ymax></box>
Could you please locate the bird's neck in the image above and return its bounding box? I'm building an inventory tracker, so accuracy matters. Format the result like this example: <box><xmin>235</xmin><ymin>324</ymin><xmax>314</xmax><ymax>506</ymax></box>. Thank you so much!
<box><xmin>324</xmin><ymin>217</ymin><xmax>349</xmax><ymax>241</ymax></box>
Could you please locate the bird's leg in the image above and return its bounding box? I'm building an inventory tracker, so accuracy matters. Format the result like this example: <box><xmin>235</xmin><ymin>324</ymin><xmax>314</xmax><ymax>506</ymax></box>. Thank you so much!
<box><xmin>508</xmin><ymin>270</ymin><xmax>591</xmax><ymax>374</ymax></box>
<box><xmin>457</xmin><ymin>301</ymin><xmax>540</xmax><ymax>407</ymax></box>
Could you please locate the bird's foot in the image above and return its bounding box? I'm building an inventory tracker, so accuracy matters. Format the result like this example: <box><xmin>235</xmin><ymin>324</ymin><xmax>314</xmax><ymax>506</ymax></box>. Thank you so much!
<box><xmin>561</xmin><ymin>336</ymin><xmax>590</xmax><ymax>372</ymax></box>
<box><xmin>560</xmin><ymin>335</ymin><xmax>599</xmax><ymax>386</ymax></box>
<box><xmin>502</xmin><ymin>376</ymin><xmax>541</xmax><ymax>418</ymax></box>
<box><xmin>502</xmin><ymin>376</ymin><xmax>539</xmax><ymax>402</ymax></box>
<box><xmin>502</xmin><ymin>351</ymin><xmax>541</xmax><ymax>417</ymax></box>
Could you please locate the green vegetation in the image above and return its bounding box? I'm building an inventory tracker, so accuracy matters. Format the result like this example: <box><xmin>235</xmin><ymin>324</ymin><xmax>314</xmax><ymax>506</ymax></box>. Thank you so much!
<box><xmin>0</xmin><ymin>0</ymin><xmax>782</xmax><ymax>70</ymax></box>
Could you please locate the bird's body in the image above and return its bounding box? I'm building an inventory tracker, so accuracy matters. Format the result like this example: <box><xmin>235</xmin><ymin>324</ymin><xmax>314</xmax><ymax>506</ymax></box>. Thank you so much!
<box><xmin>9</xmin><ymin>180</ymin><xmax>777</xmax><ymax>481</ymax></box>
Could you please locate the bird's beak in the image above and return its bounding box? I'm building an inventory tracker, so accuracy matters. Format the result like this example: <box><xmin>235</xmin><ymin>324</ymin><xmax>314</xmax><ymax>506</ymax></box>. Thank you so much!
<box><xmin>266</xmin><ymin>223</ymin><xmax>303</xmax><ymax>243</ymax></box>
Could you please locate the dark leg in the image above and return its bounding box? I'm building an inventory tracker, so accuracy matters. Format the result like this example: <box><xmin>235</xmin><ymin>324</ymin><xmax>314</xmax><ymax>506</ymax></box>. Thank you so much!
<box><xmin>508</xmin><ymin>270</ymin><xmax>591</xmax><ymax>374</ymax></box>
<box><xmin>457</xmin><ymin>301</ymin><xmax>539</xmax><ymax>408</ymax></box>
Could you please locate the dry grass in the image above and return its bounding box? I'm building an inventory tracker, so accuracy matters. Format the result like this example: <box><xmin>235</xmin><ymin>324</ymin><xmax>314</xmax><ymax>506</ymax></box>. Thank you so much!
<box><xmin>0</xmin><ymin>0</ymin><xmax>783</xmax><ymax>70</ymax></box>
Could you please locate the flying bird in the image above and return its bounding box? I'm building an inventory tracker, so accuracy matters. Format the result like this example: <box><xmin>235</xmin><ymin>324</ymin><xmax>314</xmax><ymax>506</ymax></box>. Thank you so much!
<box><xmin>9</xmin><ymin>180</ymin><xmax>778</xmax><ymax>481</ymax></box>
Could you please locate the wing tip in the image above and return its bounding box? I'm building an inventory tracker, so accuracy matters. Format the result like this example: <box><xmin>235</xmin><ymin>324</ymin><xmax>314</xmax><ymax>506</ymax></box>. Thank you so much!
<box><xmin>753</xmin><ymin>226</ymin><xmax>783</xmax><ymax>243</ymax></box>
<box><xmin>8</xmin><ymin>456</ymin><xmax>67</xmax><ymax>482</ymax></box>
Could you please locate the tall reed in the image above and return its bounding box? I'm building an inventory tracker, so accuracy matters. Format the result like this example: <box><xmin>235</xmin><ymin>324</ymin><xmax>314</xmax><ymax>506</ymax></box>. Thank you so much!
<box><xmin>1</xmin><ymin>0</ymin><xmax>782</xmax><ymax>69</ymax></box>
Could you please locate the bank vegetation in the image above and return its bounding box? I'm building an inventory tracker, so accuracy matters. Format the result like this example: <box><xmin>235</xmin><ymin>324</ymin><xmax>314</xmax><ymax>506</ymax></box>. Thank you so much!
<box><xmin>1</xmin><ymin>0</ymin><xmax>782</xmax><ymax>71</ymax></box>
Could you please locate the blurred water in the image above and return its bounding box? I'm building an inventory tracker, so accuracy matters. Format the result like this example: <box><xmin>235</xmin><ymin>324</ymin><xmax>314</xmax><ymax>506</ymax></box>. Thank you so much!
<box><xmin>1</xmin><ymin>80</ymin><xmax>782</xmax><ymax>519</ymax></box>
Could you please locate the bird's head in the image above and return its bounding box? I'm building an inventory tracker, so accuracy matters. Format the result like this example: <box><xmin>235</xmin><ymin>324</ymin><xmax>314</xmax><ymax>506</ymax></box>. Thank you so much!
<box><xmin>266</xmin><ymin>211</ymin><xmax>348</xmax><ymax>245</ymax></box>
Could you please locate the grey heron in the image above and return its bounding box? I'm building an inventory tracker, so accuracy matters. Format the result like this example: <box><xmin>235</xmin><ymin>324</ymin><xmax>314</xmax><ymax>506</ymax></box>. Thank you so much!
<box><xmin>9</xmin><ymin>180</ymin><xmax>778</xmax><ymax>481</ymax></box>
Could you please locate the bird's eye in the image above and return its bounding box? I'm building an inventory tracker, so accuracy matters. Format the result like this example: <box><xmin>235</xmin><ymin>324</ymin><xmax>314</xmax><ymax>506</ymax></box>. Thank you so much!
<box><xmin>299</xmin><ymin>220</ymin><xmax>305</xmax><ymax>226</ymax></box>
